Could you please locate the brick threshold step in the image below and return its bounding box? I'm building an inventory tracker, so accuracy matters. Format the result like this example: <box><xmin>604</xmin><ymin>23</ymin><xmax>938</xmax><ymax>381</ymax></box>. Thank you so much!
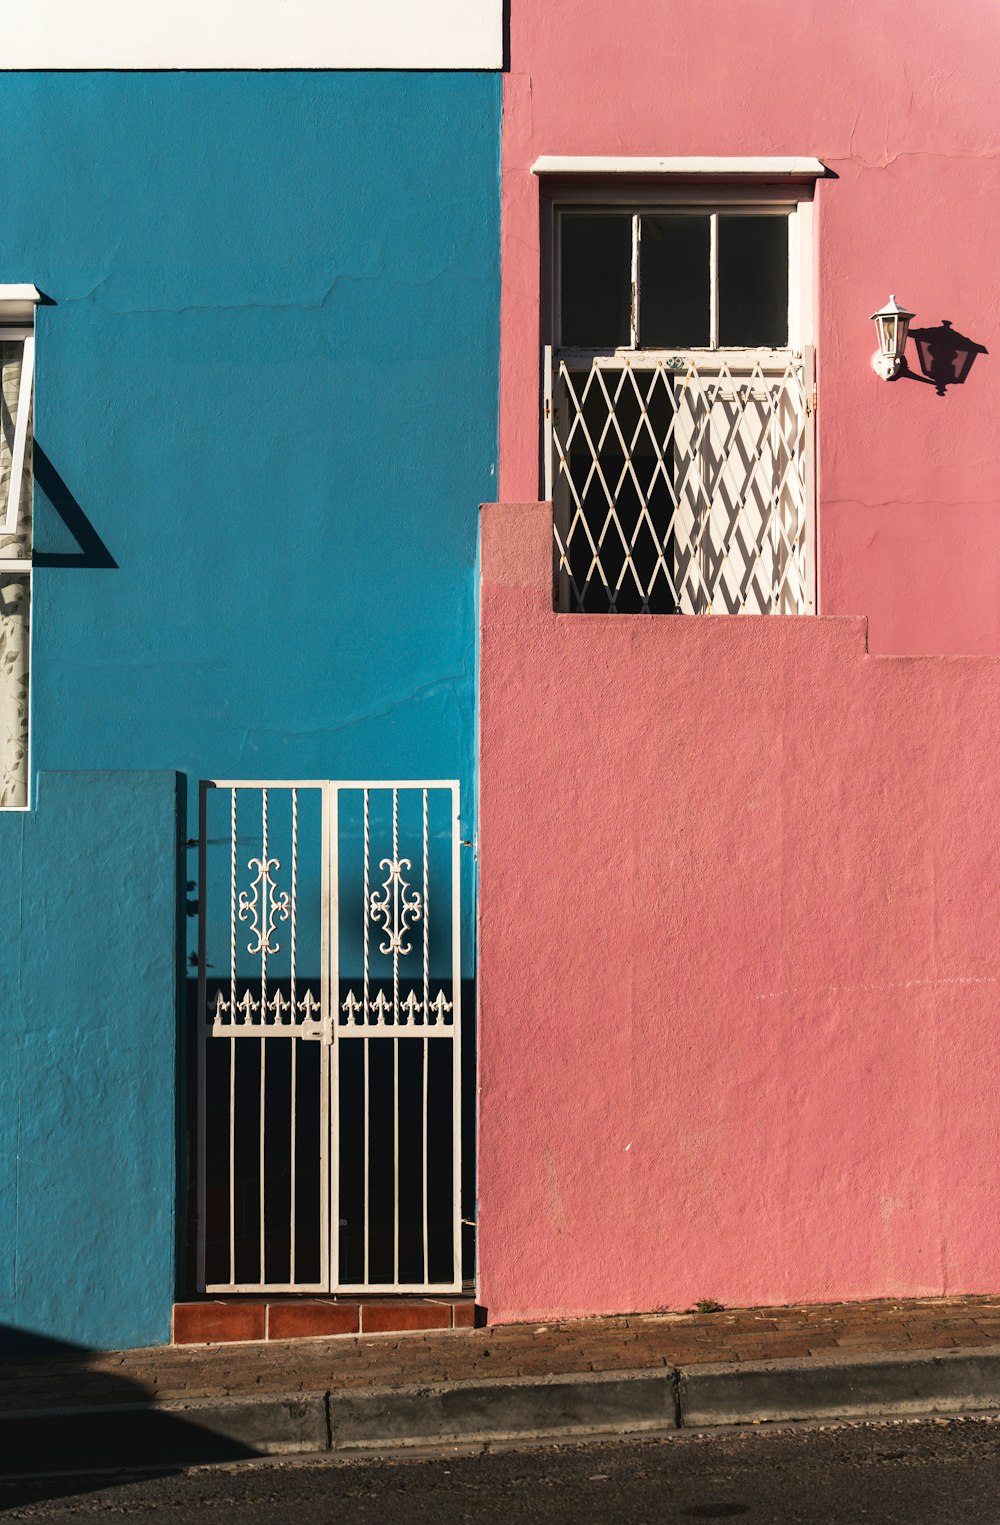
<box><xmin>172</xmin><ymin>1295</ymin><xmax>480</xmax><ymax>1345</ymax></box>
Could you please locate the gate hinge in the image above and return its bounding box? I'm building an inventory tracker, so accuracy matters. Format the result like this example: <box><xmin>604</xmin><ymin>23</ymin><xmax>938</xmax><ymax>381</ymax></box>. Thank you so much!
<box><xmin>460</xmin><ymin>835</ymin><xmax>478</xmax><ymax>858</ymax></box>
<box><xmin>805</xmin><ymin>385</ymin><xmax>818</xmax><ymax>416</ymax></box>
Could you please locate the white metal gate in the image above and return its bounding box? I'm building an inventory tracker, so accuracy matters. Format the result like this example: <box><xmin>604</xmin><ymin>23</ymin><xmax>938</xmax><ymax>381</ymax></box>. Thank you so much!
<box><xmin>545</xmin><ymin>349</ymin><xmax>814</xmax><ymax>615</ymax></box>
<box><xmin>196</xmin><ymin>780</ymin><xmax>462</xmax><ymax>1294</ymax></box>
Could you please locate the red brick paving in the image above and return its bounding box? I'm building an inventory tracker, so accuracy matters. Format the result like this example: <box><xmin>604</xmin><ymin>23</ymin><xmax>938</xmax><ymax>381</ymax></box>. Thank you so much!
<box><xmin>172</xmin><ymin>1296</ymin><xmax>472</xmax><ymax>1344</ymax></box>
<box><xmin>360</xmin><ymin>1303</ymin><xmax>453</xmax><ymax>1334</ymax></box>
<box><xmin>171</xmin><ymin>1301</ymin><xmax>266</xmax><ymax>1345</ymax></box>
<box><xmin>7</xmin><ymin>1295</ymin><xmax>1000</xmax><ymax>1414</ymax></box>
<box><xmin>264</xmin><ymin>1301</ymin><xmax>360</xmax><ymax>1341</ymax></box>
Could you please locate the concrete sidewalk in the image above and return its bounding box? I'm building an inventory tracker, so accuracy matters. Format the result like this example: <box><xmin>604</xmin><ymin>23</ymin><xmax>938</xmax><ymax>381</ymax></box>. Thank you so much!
<box><xmin>5</xmin><ymin>1296</ymin><xmax>1000</xmax><ymax>1475</ymax></box>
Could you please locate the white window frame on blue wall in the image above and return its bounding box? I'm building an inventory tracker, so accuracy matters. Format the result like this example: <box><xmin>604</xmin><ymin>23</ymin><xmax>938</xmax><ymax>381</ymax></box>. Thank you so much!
<box><xmin>0</xmin><ymin>284</ymin><xmax>40</xmax><ymax>811</ymax></box>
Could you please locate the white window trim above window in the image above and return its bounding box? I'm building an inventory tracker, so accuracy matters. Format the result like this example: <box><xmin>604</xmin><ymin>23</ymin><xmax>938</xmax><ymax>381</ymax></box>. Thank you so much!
<box><xmin>0</xmin><ymin>285</ymin><xmax>41</xmax><ymax>324</ymax></box>
<box><xmin>532</xmin><ymin>156</ymin><xmax>827</xmax><ymax>179</ymax></box>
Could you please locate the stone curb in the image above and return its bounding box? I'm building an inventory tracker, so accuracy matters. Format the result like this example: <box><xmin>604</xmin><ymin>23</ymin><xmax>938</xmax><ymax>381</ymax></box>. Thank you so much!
<box><xmin>328</xmin><ymin>1370</ymin><xmax>677</xmax><ymax>1449</ymax></box>
<box><xmin>3</xmin><ymin>1347</ymin><xmax>1000</xmax><ymax>1476</ymax></box>
<box><xmin>0</xmin><ymin>1393</ymin><xmax>329</xmax><ymax>1475</ymax></box>
<box><xmin>680</xmin><ymin>1346</ymin><xmax>1000</xmax><ymax>1428</ymax></box>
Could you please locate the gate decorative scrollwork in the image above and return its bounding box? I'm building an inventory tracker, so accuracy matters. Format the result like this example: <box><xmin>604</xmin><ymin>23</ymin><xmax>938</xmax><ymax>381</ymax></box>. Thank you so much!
<box><xmin>370</xmin><ymin>855</ymin><xmax>422</xmax><ymax>956</ymax></box>
<box><xmin>238</xmin><ymin>853</ymin><xmax>291</xmax><ymax>957</ymax></box>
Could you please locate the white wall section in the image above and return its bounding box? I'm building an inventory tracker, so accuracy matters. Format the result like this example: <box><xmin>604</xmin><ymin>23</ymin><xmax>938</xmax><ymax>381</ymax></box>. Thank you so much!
<box><xmin>0</xmin><ymin>0</ymin><xmax>503</xmax><ymax>70</ymax></box>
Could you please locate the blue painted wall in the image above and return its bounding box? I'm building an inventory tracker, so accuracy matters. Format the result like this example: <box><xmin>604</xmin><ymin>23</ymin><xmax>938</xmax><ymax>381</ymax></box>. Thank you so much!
<box><xmin>0</xmin><ymin>772</ymin><xmax>179</xmax><ymax>1352</ymax></box>
<box><xmin>0</xmin><ymin>72</ymin><xmax>501</xmax><ymax>1348</ymax></box>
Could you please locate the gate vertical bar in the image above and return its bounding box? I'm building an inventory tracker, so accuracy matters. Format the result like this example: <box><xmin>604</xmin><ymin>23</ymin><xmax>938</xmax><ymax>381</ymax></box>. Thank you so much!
<box><xmin>363</xmin><ymin>1040</ymin><xmax>370</xmax><ymax>1285</ymax></box>
<box><xmin>393</xmin><ymin>1026</ymin><xmax>400</xmax><ymax>1286</ymax></box>
<box><xmin>229</xmin><ymin>786</ymin><xmax>237</xmax><ymax>1285</ymax></box>
<box><xmin>258</xmin><ymin>789</ymin><xmax>268</xmax><ymax>1281</ymax></box>
<box><xmin>543</xmin><ymin>344</ymin><xmax>554</xmax><ymax>502</ymax></box>
<box><xmin>363</xmin><ymin>959</ymin><xmax>370</xmax><ymax>1285</ymax></box>
<box><xmin>392</xmin><ymin>787</ymin><xmax>400</xmax><ymax>1285</ymax></box>
<box><xmin>324</xmin><ymin>782</ymin><xmax>336</xmax><ymax>1291</ymax></box>
<box><xmin>422</xmin><ymin>787</ymin><xmax>429</xmax><ymax>1282</ymax></box>
<box><xmin>803</xmin><ymin>344</ymin><xmax>817</xmax><ymax>614</ymax></box>
<box><xmin>363</xmin><ymin>789</ymin><xmax>370</xmax><ymax>1023</ymax></box>
<box><xmin>451</xmin><ymin>782</ymin><xmax>462</xmax><ymax>1286</ymax></box>
<box><xmin>289</xmin><ymin>787</ymin><xmax>298</xmax><ymax>1284</ymax></box>
<box><xmin>361</xmin><ymin>787</ymin><xmax>370</xmax><ymax>1287</ymax></box>
<box><xmin>391</xmin><ymin>789</ymin><xmax>400</xmax><ymax>1020</ymax></box>
<box><xmin>195</xmin><ymin>782</ymin><xmax>209</xmax><ymax>1291</ymax></box>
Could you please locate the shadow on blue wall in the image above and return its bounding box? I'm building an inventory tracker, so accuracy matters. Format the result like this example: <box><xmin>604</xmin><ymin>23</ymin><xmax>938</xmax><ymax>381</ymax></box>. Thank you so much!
<box><xmin>31</xmin><ymin>443</ymin><xmax>118</xmax><ymax>570</ymax></box>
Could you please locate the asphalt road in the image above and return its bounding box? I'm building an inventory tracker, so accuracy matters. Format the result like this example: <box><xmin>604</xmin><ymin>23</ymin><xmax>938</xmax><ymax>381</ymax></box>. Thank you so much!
<box><xmin>3</xmin><ymin>1416</ymin><xmax>1000</xmax><ymax>1522</ymax></box>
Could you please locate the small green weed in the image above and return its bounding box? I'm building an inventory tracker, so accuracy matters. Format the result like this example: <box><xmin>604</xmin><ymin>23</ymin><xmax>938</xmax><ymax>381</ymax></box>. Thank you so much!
<box><xmin>693</xmin><ymin>1298</ymin><xmax>724</xmax><ymax>1314</ymax></box>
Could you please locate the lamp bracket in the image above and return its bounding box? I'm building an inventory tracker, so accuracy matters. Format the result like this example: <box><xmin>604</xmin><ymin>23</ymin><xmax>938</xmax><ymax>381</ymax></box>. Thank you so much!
<box><xmin>872</xmin><ymin>351</ymin><xmax>904</xmax><ymax>381</ymax></box>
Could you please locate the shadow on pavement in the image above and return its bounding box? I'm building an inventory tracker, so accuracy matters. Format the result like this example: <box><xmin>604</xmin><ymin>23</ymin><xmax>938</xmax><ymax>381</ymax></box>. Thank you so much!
<box><xmin>0</xmin><ymin>1324</ymin><xmax>260</xmax><ymax>1510</ymax></box>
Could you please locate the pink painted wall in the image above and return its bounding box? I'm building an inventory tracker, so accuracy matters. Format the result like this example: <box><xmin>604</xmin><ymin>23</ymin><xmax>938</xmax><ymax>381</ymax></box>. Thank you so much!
<box><xmin>500</xmin><ymin>0</ymin><xmax>1000</xmax><ymax>655</ymax></box>
<box><xmin>477</xmin><ymin>502</ymin><xmax>1000</xmax><ymax>1319</ymax></box>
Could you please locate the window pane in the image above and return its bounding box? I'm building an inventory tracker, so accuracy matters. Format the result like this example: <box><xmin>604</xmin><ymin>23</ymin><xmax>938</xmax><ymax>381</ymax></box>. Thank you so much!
<box><xmin>559</xmin><ymin>214</ymin><xmax>631</xmax><ymax>348</ymax></box>
<box><xmin>638</xmin><ymin>215</ymin><xmax>711</xmax><ymax>348</ymax></box>
<box><xmin>718</xmin><ymin>215</ymin><xmax>789</xmax><ymax>347</ymax></box>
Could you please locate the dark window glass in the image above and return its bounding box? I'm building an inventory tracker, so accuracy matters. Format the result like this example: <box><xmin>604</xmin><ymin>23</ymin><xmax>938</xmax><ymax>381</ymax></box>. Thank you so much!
<box><xmin>718</xmin><ymin>215</ymin><xmax>789</xmax><ymax>347</ymax></box>
<box><xmin>638</xmin><ymin>214</ymin><xmax>711</xmax><ymax>347</ymax></box>
<box><xmin>559</xmin><ymin>214</ymin><xmax>631</xmax><ymax>348</ymax></box>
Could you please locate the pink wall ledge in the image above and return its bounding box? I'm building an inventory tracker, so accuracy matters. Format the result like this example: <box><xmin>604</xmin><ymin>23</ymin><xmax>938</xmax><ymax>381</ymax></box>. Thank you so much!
<box><xmin>477</xmin><ymin>502</ymin><xmax>1000</xmax><ymax>1322</ymax></box>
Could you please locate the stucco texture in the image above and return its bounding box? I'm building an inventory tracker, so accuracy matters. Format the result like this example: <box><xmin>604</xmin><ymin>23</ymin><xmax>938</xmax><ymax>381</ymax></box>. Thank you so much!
<box><xmin>477</xmin><ymin>504</ymin><xmax>1000</xmax><ymax>1321</ymax></box>
<box><xmin>0</xmin><ymin>72</ymin><xmax>500</xmax><ymax>1347</ymax></box>
<box><xmin>8</xmin><ymin>72</ymin><xmax>499</xmax><ymax>873</ymax></box>
<box><xmin>499</xmin><ymin>0</ymin><xmax>1000</xmax><ymax>655</ymax></box>
<box><xmin>0</xmin><ymin>772</ymin><xmax>179</xmax><ymax>1351</ymax></box>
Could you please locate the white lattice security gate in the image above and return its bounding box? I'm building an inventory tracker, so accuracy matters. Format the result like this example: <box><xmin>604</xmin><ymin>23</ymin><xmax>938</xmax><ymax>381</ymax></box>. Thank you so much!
<box><xmin>545</xmin><ymin>349</ymin><xmax>814</xmax><ymax>615</ymax></box>
<box><xmin>196</xmin><ymin>781</ymin><xmax>462</xmax><ymax>1294</ymax></box>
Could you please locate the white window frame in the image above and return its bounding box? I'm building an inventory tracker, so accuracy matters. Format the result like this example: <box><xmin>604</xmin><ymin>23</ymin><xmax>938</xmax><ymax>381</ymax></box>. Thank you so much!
<box><xmin>540</xmin><ymin>184</ymin><xmax>817</xmax><ymax>614</ymax></box>
<box><xmin>0</xmin><ymin>284</ymin><xmax>40</xmax><ymax>811</ymax></box>
<box><xmin>2</xmin><ymin>328</ymin><xmax>34</xmax><ymax>557</ymax></box>
<box><xmin>544</xmin><ymin>184</ymin><xmax>814</xmax><ymax>359</ymax></box>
